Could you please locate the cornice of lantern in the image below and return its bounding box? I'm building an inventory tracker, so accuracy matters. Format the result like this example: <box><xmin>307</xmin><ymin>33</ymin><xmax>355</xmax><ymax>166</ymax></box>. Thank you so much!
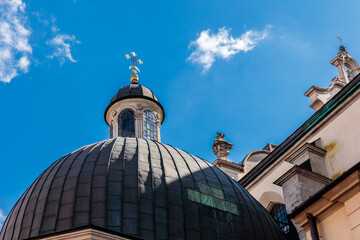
<box><xmin>106</xmin><ymin>98</ymin><xmax>164</xmax><ymax>126</ymax></box>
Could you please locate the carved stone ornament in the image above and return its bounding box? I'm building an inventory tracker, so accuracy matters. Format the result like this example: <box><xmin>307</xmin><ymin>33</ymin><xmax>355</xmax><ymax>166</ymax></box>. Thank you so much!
<box><xmin>213</xmin><ymin>132</ymin><xmax>233</xmax><ymax>161</ymax></box>
<box><xmin>136</xmin><ymin>103</ymin><xmax>143</xmax><ymax>110</ymax></box>
<box><xmin>216</xmin><ymin>132</ymin><xmax>225</xmax><ymax>140</ymax></box>
<box><xmin>134</xmin><ymin>111</ymin><xmax>143</xmax><ymax>119</ymax></box>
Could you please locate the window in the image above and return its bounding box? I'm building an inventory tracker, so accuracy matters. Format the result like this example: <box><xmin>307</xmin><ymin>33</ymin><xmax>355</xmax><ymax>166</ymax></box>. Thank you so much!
<box><xmin>270</xmin><ymin>204</ymin><xmax>290</xmax><ymax>234</ymax></box>
<box><xmin>118</xmin><ymin>109</ymin><xmax>135</xmax><ymax>137</ymax></box>
<box><xmin>143</xmin><ymin>110</ymin><xmax>157</xmax><ymax>140</ymax></box>
<box><xmin>110</xmin><ymin>123</ymin><xmax>113</xmax><ymax>138</ymax></box>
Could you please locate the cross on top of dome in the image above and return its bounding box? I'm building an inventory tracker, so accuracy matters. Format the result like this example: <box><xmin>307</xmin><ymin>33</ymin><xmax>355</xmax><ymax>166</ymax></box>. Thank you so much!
<box><xmin>336</xmin><ymin>34</ymin><xmax>344</xmax><ymax>46</ymax></box>
<box><xmin>336</xmin><ymin>34</ymin><xmax>346</xmax><ymax>52</ymax></box>
<box><xmin>125</xmin><ymin>51</ymin><xmax>143</xmax><ymax>84</ymax></box>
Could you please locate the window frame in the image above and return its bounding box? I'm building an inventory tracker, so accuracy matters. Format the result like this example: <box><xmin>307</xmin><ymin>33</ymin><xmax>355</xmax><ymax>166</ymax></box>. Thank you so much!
<box><xmin>143</xmin><ymin>110</ymin><xmax>158</xmax><ymax>140</ymax></box>
<box><xmin>118</xmin><ymin>109</ymin><xmax>135</xmax><ymax>137</ymax></box>
<box><xmin>269</xmin><ymin>203</ymin><xmax>290</xmax><ymax>234</ymax></box>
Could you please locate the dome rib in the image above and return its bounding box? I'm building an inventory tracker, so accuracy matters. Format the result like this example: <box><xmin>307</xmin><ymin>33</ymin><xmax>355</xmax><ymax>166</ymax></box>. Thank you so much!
<box><xmin>157</xmin><ymin>141</ymin><xmax>188</xmax><ymax>238</ymax></box>
<box><xmin>52</xmin><ymin>145</ymin><xmax>94</xmax><ymax>234</ymax></box>
<box><xmin>190</xmin><ymin>153</ymin><xmax>246</xmax><ymax>238</ymax></box>
<box><xmin>90</xmin><ymin>139</ymin><xmax>116</xmax><ymax>229</ymax></box>
<box><xmin>24</xmin><ymin>156</ymin><xmax>65</xmax><ymax>239</ymax></box>
<box><xmin>106</xmin><ymin>137</ymin><xmax>125</xmax><ymax>232</ymax></box>
<box><xmin>170</xmin><ymin>147</ymin><xmax>206</xmax><ymax>239</ymax></box>
<box><xmin>38</xmin><ymin>146</ymin><xmax>89</xmax><ymax>236</ymax></box>
<box><xmin>142</xmin><ymin>139</ymin><xmax>157</xmax><ymax>238</ymax></box>
<box><xmin>181</xmin><ymin>148</ymin><xmax>279</xmax><ymax>239</ymax></box>
<box><xmin>70</xmin><ymin>142</ymin><xmax>99</xmax><ymax>229</ymax></box>
<box><xmin>7</xmin><ymin>177</ymin><xmax>34</xmax><ymax>240</ymax></box>
<box><xmin>17</xmin><ymin>154</ymin><xmax>69</xmax><ymax>239</ymax></box>
<box><xmin>151</xmin><ymin>140</ymin><xmax>171</xmax><ymax>239</ymax></box>
<box><xmin>0</xmin><ymin>138</ymin><xmax>287</xmax><ymax>240</ymax></box>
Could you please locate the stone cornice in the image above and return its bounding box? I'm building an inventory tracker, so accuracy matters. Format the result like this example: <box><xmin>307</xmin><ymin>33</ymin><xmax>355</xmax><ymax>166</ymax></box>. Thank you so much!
<box><xmin>213</xmin><ymin>159</ymin><xmax>244</xmax><ymax>172</ymax></box>
<box><xmin>26</xmin><ymin>225</ymin><xmax>141</xmax><ymax>240</ymax></box>
<box><xmin>273</xmin><ymin>165</ymin><xmax>331</xmax><ymax>187</ymax></box>
<box><xmin>330</xmin><ymin>55</ymin><xmax>344</xmax><ymax>66</ymax></box>
<box><xmin>304</xmin><ymin>81</ymin><xmax>345</xmax><ymax>97</ymax></box>
<box><xmin>285</xmin><ymin>142</ymin><xmax>327</xmax><ymax>164</ymax></box>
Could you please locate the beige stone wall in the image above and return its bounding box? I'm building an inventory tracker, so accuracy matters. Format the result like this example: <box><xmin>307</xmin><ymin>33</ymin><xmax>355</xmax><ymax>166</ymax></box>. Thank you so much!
<box><xmin>314</xmin><ymin>206</ymin><xmax>353</xmax><ymax>240</ymax></box>
<box><xmin>344</xmin><ymin>191</ymin><xmax>360</xmax><ymax>239</ymax></box>
<box><xmin>307</xmin><ymin>92</ymin><xmax>360</xmax><ymax>179</ymax></box>
<box><xmin>293</xmin><ymin>170</ymin><xmax>360</xmax><ymax>240</ymax></box>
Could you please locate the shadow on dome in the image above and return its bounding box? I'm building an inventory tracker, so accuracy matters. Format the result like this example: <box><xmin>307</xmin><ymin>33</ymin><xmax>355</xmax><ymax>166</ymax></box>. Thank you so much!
<box><xmin>0</xmin><ymin>137</ymin><xmax>286</xmax><ymax>240</ymax></box>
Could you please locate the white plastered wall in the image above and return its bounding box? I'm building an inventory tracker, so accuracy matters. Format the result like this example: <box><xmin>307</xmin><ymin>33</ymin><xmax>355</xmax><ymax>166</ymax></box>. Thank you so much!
<box><xmin>245</xmin><ymin>91</ymin><xmax>360</xmax><ymax>208</ymax></box>
<box><xmin>219</xmin><ymin>166</ymin><xmax>242</xmax><ymax>181</ymax></box>
<box><xmin>307</xmin><ymin>92</ymin><xmax>360</xmax><ymax>179</ymax></box>
<box><xmin>247</xmin><ymin>160</ymin><xmax>293</xmax><ymax>207</ymax></box>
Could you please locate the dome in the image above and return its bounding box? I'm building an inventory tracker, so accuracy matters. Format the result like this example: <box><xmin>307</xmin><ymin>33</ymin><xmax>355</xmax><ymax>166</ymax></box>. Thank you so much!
<box><xmin>0</xmin><ymin>137</ymin><xmax>286</xmax><ymax>240</ymax></box>
<box><xmin>105</xmin><ymin>84</ymin><xmax>165</xmax><ymax>124</ymax></box>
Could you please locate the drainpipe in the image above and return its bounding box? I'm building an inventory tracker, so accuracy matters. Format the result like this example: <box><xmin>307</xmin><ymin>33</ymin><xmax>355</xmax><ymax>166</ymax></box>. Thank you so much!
<box><xmin>306</xmin><ymin>213</ymin><xmax>320</xmax><ymax>240</ymax></box>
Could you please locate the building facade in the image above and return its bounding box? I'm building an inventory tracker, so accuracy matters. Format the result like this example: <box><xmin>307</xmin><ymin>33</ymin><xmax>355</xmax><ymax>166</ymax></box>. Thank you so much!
<box><xmin>214</xmin><ymin>45</ymin><xmax>360</xmax><ymax>240</ymax></box>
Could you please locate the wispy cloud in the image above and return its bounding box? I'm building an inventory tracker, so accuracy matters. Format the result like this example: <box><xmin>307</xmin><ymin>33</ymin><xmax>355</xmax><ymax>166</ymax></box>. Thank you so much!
<box><xmin>0</xmin><ymin>208</ymin><xmax>6</xmax><ymax>230</ymax></box>
<box><xmin>46</xmin><ymin>16</ymin><xmax>80</xmax><ymax>65</ymax></box>
<box><xmin>0</xmin><ymin>0</ymin><xmax>32</xmax><ymax>83</ymax></box>
<box><xmin>46</xmin><ymin>34</ymin><xmax>80</xmax><ymax>64</ymax></box>
<box><xmin>187</xmin><ymin>25</ymin><xmax>271</xmax><ymax>72</ymax></box>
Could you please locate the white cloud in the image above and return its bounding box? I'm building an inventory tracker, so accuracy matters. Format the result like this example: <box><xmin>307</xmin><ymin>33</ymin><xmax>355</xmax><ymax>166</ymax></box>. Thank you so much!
<box><xmin>0</xmin><ymin>0</ymin><xmax>32</xmax><ymax>83</ymax></box>
<box><xmin>46</xmin><ymin>34</ymin><xmax>80</xmax><ymax>64</ymax></box>
<box><xmin>50</xmin><ymin>15</ymin><xmax>59</xmax><ymax>32</ymax></box>
<box><xmin>50</xmin><ymin>25</ymin><xmax>59</xmax><ymax>33</ymax></box>
<box><xmin>187</xmin><ymin>25</ymin><xmax>271</xmax><ymax>72</ymax></box>
<box><xmin>18</xmin><ymin>55</ymin><xmax>30</xmax><ymax>71</ymax></box>
<box><xmin>0</xmin><ymin>208</ymin><xmax>6</xmax><ymax>230</ymax></box>
<box><xmin>46</xmin><ymin>15</ymin><xmax>80</xmax><ymax>65</ymax></box>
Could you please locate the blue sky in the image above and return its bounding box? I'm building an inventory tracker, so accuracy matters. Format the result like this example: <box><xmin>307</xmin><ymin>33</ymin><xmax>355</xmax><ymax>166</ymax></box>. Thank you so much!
<box><xmin>1</xmin><ymin>0</ymin><xmax>360</xmax><ymax>225</ymax></box>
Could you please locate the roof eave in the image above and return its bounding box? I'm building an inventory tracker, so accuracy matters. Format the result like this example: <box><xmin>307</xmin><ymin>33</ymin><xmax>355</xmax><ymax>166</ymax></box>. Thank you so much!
<box><xmin>104</xmin><ymin>95</ymin><xmax>166</xmax><ymax>126</ymax></box>
<box><xmin>239</xmin><ymin>73</ymin><xmax>360</xmax><ymax>187</ymax></box>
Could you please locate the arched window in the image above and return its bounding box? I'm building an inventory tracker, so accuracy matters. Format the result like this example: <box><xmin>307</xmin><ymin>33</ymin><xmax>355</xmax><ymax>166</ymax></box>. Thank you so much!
<box><xmin>109</xmin><ymin>122</ymin><xmax>113</xmax><ymax>138</ymax></box>
<box><xmin>118</xmin><ymin>109</ymin><xmax>135</xmax><ymax>137</ymax></box>
<box><xmin>270</xmin><ymin>204</ymin><xmax>290</xmax><ymax>234</ymax></box>
<box><xmin>143</xmin><ymin>110</ymin><xmax>157</xmax><ymax>140</ymax></box>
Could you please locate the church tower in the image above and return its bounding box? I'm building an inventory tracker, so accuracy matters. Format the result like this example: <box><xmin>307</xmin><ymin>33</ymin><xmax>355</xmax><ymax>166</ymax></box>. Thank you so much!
<box><xmin>305</xmin><ymin>39</ymin><xmax>360</xmax><ymax>111</ymax></box>
<box><xmin>330</xmin><ymin>44</ymin><xmax>360</xmax><ymax>84</ymax></box>
<box><xmin>104</xmin><ymin>52</ymin><xmax>165</xmax><ymax>141</ymax></box>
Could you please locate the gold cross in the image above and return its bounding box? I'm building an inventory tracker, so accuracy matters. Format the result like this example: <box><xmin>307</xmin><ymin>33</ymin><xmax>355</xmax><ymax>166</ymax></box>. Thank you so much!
<box><xmin>336</xmin><ymin>34</ymin><xmax>344</xmax><ymax>46</ymax></box>
<box><xmin>125</xmin><ymin>52</ymin><xmax>143</xmax><ymax>75</ymax></box>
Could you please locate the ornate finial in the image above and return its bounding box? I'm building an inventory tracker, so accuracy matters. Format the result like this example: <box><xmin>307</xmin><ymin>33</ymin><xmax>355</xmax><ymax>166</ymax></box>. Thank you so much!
<box><xmin>336</xmin><ymin>34</ymin><xmax>346</xmax><ymax>51</ymax></box>
<box><xmin>216</xmin><ymin>132</ymin><xmax>225</xmax><ymax>140</ymax></box>
<box><xmin>213</xmin><ymin>132</ymin><xmax>233</xmax><ymax>161</ymax></box>
<box><xmin>125</xmin><ymin>51</ymin><xmax>143</xmax><ymax>84</ymax></box>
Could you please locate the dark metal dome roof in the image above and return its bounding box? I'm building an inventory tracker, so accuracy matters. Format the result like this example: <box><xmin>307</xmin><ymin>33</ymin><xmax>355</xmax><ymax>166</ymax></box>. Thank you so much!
<box><xmin>0</xmin><ymin>138</ymin><xmax>286</xmax><ymax>240</ymax></box>
<box><xmin>104</xmin><ymin>84</ymin><xmax>165</xmax><ymax>124</ymax></box>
